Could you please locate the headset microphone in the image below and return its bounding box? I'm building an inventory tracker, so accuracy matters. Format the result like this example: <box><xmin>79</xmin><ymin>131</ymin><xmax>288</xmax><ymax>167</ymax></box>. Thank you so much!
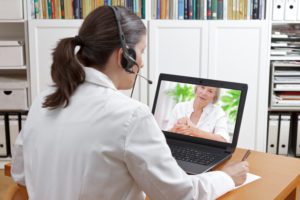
<box><xmin>125</xmin><ymin>67</ymin><xmax>152</xmax><ymax>85</ymax></box>
<box><xmin>128</xmin><ymin>65</ymin><xmax>153</xmax><ymax>98</ymax></box>
<box><xmin>136</xmin><ymin>73</ymin><xmax>153</xmax><ymax>85</ymax></box>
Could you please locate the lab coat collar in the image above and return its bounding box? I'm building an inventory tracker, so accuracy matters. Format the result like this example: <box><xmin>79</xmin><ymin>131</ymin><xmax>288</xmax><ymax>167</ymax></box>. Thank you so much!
<box><xmin>203</xmin><ymin>103</ymin><xmax>214</xmax><ymax>114</ymax></box>
<box><xmin>83</xmin><ymin>67</ymin><xmax>117</xmax><ymax>91</ymax></box>
<box><xmin>197</xmin><ymin>103</ymin><xmax>214</xmax><ymax>126</ymax></box>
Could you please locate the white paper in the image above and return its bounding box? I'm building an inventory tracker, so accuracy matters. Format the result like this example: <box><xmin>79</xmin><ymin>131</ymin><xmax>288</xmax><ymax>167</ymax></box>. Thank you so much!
<box><xmin>234</xmin><ymin>173</ymin><xmax>261</xmax><ymax>189</ymax></box>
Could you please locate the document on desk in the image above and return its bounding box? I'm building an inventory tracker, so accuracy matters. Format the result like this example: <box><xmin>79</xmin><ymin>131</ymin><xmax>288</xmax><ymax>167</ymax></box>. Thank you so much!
<box><xmin>234</xmin><ymin>173</ymin><xmax>261</xmax><ymax>189</ymax></box>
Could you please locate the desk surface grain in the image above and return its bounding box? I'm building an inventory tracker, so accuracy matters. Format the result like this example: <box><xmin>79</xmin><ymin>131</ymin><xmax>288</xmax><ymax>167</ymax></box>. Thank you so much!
<box><xmin>216</xmin><ymin>149</ymin><xmax>300</xmax><ymax>200</ymax></box>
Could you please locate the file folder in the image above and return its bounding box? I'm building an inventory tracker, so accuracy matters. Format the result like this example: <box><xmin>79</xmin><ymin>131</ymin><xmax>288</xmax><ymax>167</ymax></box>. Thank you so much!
<box><xmin>9</xmin><ymin>114</ymin><xmax>26</xmax><ymax>153</ymax></box>
<box><xmin>297</xmin><ymin>0</ymin><xmax>300</xmax><ymax>20</ymax></box>
<box><xmin>273</xmin><ymin>0</ymin><xmax>285</xmax><ymax>20</ymax></box>
<box><xmin>9</xmin><ymin>116</ymin><xmax>19</xmax><ymax>154</ymax></box>
<box><xmin>278</xmin><ymin>115</ymin><xmax>291</xmax><ymax>155</ymax></box>
<box><xmin>284</xmin><ymin>0</ymin><xmax>297</xmax><ymax>20</ymax></box>
<box><xmin>296</xmin><ymin>115</ymin><xmax>300</xmax><ymax>156</ymax></box>
<box><xmin>0</xmin><ymin>116</ymin><xmax>8</xmax><ymax>157</ymax></box>
<box><xmin>267</xmin><ymin>115</ymin><xmax>279</xmax><ymax>154</ymax></box>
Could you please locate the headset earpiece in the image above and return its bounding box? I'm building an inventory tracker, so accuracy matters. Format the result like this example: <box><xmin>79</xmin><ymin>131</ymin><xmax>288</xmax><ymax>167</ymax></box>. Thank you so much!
<box><xmin>121</xmin><ymin>48</ymin><xmax>137</xmax><ymax>73</ymax></box>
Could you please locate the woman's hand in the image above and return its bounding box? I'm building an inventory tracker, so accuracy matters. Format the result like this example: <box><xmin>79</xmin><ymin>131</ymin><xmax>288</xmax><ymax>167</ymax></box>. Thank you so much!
<box><xmin>221</xmin><ymin>161</ymin><xmax>249</xmax><ymax>187</ymax></box>
<box><xmin>170</xmin><ymin>121</ymin><xmax>201</xmax><ymax>137</ymax></box>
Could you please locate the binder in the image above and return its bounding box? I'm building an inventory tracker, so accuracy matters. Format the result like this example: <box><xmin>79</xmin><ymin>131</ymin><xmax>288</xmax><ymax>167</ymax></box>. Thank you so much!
<box><xmin>0</xmin><ymin>116</ymin><xmax>8</xmax><ymax>157</ymax></box>
<box><xmin>296</xmin><ymin>115</ymin><xmax>300</xmax><ymax>156</ymax></box>
<box><xmin>284</xmin><ymin>0</ymin><xmax>297</xmax><ymax>20</ymax></box>
<box><xmin>267</xmin><ymin>115</ymin><xmax>279</xmax><ymax>154</ymax></box>
<box><xmin>278</xmin><ymin>115</ymin><xmax>291</xmax><ymax>155</ymax></box>
<box><xmin>273</xmin><ymin>0</ymin><xmax>285</xmax><ymax>20</ymax></box>
<box><xmin>9</xmin><ymin>114</ymin><xmax>26</xmax><ymax>154</ymax></box>
<box><xmin>297</xmin><ymin>0</ymin><xmax>300</xmax><ymax>20</ymax></box>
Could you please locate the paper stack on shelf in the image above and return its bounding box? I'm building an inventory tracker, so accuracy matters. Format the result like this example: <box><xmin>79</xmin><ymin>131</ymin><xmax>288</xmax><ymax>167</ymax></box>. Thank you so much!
<box><xmin>271</xmin><ymin>25</ymin><xmax>300</xmax><ymax>57</ymax></box>
<box><xmin>271</xmin><ymin>61</ymin><xmax>300</xmax><ymax>108</ymax></box>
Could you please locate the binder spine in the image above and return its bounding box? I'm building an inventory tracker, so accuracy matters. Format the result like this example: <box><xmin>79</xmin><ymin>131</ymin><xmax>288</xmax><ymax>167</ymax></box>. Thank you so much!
<box><xmin>267</xmin><ymin>115</ymin><xmax>279</xmax><ymax>154</ymax></box>
<box><xmin>278</xmin><ymin>115</ymin><xmax>291</xmax><ymax>155</ymax></box>
<box><xmin>296</xmin><ymin>116</ymin><xmax>300</xmax><ymax>156</ymax></box>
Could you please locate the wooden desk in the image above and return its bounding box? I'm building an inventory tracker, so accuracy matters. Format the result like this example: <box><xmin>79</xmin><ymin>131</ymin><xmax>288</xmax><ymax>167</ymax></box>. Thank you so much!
<box><xmin>216</xmin><ymin>149</ymin><xmax>300</xmax><ymax>200</ymax></box>
<box><xmin>5</xmin><ymin>149</ymin><xmax>300</xmax><ymax>200</ymax></box>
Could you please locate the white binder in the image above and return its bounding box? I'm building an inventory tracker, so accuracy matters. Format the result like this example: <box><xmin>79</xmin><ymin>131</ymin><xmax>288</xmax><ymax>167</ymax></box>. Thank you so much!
<box><xmin>273</xmin><ymin>0</ymin><xmax>285</xmax><ymax>20</ymax></box>
<box><xmin>267</xmin><ymin>115</ymin><xmax>279</xmax><ymax>154</ymax></box>
<box><xmin>0</xmin><ymin>117</ymin><xmax>8</xmax><ymax>156</ymax></box>
<box><xmin>296</xmin><ymin>115</ymin><xmax>300</xmax><ymax>156</ymax></box>
<box><xmin>284</xmin><ymin>0</ymin><xmax>297</xmax><ymax>20</ymax></box>
<box><xmin>297</xmin><ymin>0</ymin><xmax>300</xmax><ymax>20</ymax></box>
<box><xmin>9</xmin><ymin>115</ymin><xmax>26</xmax><ymax>153</ymax></box>
<box><xmin>278</xmin><ymin>115</ymin><xmax>291</xmax><ymax>155</ymax></box>
<box><xmin>9</xmin><ymin>116</ymin><xmax>20</xmax><ymax>154</ymax></box>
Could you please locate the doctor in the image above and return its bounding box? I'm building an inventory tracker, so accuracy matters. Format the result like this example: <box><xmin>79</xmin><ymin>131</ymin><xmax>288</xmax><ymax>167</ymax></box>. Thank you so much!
<box><xmin>167</xmin><ymin>85</ymin><xmax>230</xmax><ymax>143</ymax></box>
<box><xmin>11</xmin><ymin>6</ymin><xmax>248</xmax><ymax>200</ymax></box>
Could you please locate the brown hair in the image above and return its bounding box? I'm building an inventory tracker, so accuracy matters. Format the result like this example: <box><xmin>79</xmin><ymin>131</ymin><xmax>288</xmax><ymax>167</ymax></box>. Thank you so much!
<box><xmin>194</xmin><ymin>86</ymin><xmax>220</xmax><ymax>104</ymax></box>
<box><xmin>43</xmin><ymin>6</ymin><xmax>146</xmax><ymax>109</ymax></box>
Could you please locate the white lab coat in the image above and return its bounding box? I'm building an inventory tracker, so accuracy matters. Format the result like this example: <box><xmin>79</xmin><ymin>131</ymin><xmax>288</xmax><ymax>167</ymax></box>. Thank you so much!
<box><xmin>166</xmin><ymin>101</ymin><xmax>230</xmax><ymax>142</ymax></box>
<box><xmin>11</xmin><ymin>67</ymin><xmax>235</xmax><ymax>200</ymax></box>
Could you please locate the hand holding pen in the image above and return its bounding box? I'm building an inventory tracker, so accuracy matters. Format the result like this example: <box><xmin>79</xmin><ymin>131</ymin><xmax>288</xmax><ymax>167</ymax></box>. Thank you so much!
<box><xmin>242</xmin><ymin>150</ymin><xmax>251</xmax><ymax>161</ymax></box>
<box><xmin>222</xmin><ymin>150</ymin><xmax>250</xmax><ymax>186</ymax></box>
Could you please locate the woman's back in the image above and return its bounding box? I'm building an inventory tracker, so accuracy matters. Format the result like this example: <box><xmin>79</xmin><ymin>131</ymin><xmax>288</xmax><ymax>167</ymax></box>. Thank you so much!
<box><xmin>21</xmin><ymin>67</ymin><xmax>147</xmax><ymax>199</ymax></box>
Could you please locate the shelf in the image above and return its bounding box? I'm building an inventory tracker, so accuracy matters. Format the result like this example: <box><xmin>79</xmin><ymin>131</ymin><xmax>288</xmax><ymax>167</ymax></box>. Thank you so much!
<box><xmin>274</xmin><ymin>73</ymin><xmax>300</xmax><ymax>76</ymax></box>
<box><xmin>271</xmin><ymin>56</ymin><xmax>300</xmax><ymax>60</ymax></box>
<box><xmin>274</xmin><ymin>89</ymin><xmax>300</xmax><ymax>91</ymax></box>
<box><xmin>269</xmin><ymin>107</ymin><xmax>300</xmax><ymax>112</ymax></box>
<box><xmin>0</xmin><ymin>19</ymin><xmax>26</xmax><ymax>23</ymax></box>
<box><xmin>274</xmin><ymin>81</ymin><xmax>300</xmax><ymax>84</ymax></box>
<box><xmin>0</xmin><ymin>66</ymin><xmax>26</xmax><ymax>70</ymax></box>
<box><xmin>272</xmin><ymin>21</ymin><xmax>300</xmax><ymax>25</ymax></box>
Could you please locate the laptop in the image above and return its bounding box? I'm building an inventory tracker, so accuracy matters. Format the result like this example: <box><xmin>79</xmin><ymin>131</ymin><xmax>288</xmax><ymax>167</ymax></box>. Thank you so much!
<box><xmin>152</xmin><ymin>73</ymin><xmax>248</xmax><ymax>174</ymax></box>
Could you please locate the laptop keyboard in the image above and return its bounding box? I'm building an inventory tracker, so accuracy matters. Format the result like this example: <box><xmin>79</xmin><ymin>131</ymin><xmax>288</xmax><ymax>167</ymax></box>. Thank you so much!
<box><xmin>170</xmin><ymin>144</ymin><xmax>218</xmax><ymax>166</ymax></box>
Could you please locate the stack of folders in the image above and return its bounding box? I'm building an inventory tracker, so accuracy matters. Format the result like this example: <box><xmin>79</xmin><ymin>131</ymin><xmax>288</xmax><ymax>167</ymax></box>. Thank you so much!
<box><xmin>273</xmin><ymin>0</ymin><xmax>300</xmax><ymax>21</ymax></box>
<box><xmin>271</xmin><ymin>61</ymin><xmax>300</xmax><ymax>107</ymax></box>
<box><xmin>271</xmin><ymin>29</ymin><xmax>300</xmax><ymax>57</ymax></box>
<box><xmin>0</xmin><ymin>114</ymin><xmax>26</xmax><ymax>158</ymax></box>
<box><xmin>267</xmin><ymin>114</ymin><xmax>291</xmax><ymax>156</ymax></box>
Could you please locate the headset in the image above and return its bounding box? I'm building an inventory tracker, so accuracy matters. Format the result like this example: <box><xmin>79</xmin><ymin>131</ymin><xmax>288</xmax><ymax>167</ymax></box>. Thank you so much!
<box><xmin>110</xmin><ymin>6</ymin><xmax>137</xmax><ymax>74</ymax></box>
<box><xmin>110</xmin><ymin>6</ymin><xmax>152</xmax><ymax>86</ymax></box>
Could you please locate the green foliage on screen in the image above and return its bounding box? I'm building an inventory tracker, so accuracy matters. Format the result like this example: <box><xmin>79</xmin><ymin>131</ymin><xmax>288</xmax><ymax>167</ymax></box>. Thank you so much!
<box><xmin>220</xmin><ymin>90</ymin><xmax>241</xmax><ymax>123</ymax></box>
<box><xmin>166</xmin><ymin>83</ymin><xmax>195</xmax><ymax>103</ymax></box>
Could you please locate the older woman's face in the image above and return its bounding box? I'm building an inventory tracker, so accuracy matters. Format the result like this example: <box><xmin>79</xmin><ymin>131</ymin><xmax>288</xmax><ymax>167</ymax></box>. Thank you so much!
<box><xmin>195</xmin><ymin>86</ymin><xmax>217</xmax><ymax>106</ymax></box>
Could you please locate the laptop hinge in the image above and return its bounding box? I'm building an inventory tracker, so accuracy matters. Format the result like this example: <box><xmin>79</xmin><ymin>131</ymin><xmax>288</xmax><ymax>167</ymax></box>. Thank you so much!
<box><xmin>225</xmin><ymin>147</ymin><xmax>234</xmax><ymax>153</ymax></box>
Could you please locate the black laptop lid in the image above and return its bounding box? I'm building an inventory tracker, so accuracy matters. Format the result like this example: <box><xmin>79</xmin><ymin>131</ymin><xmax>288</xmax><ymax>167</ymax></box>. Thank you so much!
<box><xmin>152</xmin><ymin>73</ymin><xmax>248</xmax><ymax>152</ymax></box>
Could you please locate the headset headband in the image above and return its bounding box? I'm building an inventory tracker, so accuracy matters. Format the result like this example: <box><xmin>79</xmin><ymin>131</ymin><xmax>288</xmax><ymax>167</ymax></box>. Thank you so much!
<box><xmin>110</xmin><ymin>6</ymin><xmax>131</xmax><ymax>59</ymax></box>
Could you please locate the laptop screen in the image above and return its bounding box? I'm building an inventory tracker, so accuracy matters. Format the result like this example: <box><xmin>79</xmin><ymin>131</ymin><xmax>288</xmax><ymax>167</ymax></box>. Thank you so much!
<box><xmin>153</xmin><ymin>75</ymin><xmax>247</xmax><ymax>145</ymax></box>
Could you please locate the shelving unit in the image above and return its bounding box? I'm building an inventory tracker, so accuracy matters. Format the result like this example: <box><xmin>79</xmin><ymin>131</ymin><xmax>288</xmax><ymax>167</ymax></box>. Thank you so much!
<box><xmin>0</xmin><ymin>0</ymin><xmax>30</xmax><ymax>166</ymax></box>
<box><xmin>267</xmin><ymin>0</ymin><xmax>300</xmax><ymax>158</ymax></box>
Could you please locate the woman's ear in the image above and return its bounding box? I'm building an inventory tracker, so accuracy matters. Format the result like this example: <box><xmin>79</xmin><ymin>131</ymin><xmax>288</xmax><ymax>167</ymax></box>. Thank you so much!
<box><xmin>116</xmin><ymin>48</ymin><xmax>124</xmax><ymax>69</ymax></box>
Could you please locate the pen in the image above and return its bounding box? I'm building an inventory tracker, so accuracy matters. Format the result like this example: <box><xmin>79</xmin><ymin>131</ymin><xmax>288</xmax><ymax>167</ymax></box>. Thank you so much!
<box><xmin>242</xmin><ymin>150</ymin><xmax>251</xmax><ymax>161</ymax></box>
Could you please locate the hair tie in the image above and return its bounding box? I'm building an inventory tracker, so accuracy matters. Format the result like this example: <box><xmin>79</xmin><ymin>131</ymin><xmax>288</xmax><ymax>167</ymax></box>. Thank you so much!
<box><xmin>74</xmin><ymin>35</ymin><xmax>84</xmax><ymax>46</ymax></box>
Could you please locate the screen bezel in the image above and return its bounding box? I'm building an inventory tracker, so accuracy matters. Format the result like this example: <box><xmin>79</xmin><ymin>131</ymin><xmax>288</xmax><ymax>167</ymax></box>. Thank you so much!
<box><xmin>151</xmin><ymin>73</ymin><xmax>248</xmax><ymax>152</ymax></box>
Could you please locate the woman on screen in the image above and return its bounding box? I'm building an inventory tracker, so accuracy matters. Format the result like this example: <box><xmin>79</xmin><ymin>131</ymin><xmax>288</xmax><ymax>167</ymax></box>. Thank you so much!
<box><xmin>167</xmin><ymin>85</ymin><xmax>230</xmax><ymax>143</ymax></box>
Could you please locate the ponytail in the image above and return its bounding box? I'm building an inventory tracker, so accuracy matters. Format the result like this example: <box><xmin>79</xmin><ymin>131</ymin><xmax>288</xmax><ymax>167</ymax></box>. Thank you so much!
<box><xmin>42</xmin><ymin>37</ymin><xmax>85</xmax><ymax>109</ymax></box>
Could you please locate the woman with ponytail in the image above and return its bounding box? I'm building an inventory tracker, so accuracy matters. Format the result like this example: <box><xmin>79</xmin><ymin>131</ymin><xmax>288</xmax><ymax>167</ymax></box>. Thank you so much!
<box><xmin>11</xmin><ymin>6</ymin><xmax>248</xmax><ymax>200</ymax></box>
